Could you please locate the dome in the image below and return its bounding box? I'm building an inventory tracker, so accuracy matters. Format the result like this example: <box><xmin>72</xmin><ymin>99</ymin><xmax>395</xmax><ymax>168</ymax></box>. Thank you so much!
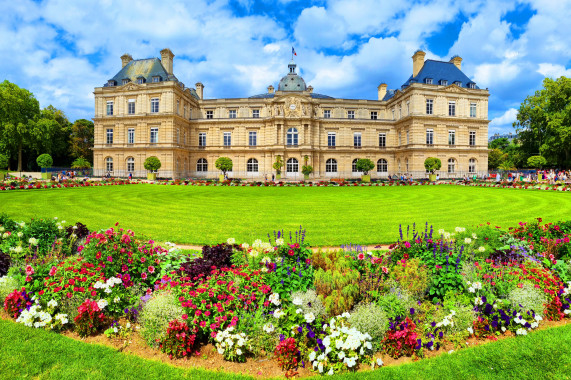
<box><xmin>277</xmin><ymin>61</ymin><xmax>307</xmax><ymax>92</ymax></box>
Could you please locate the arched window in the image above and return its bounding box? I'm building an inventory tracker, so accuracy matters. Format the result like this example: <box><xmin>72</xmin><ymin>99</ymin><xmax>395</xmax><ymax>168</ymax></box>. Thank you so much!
<box><xmin>325</xmin><ymin>158</ymin><xmax>337</xmax><ymax>173</ymax></box>
<box><xmin>352</xmin><ymin>158</ymin><xmax>360</xmax><ymax>173</ymax></box>
<box><xmin>247</xmin><ymin>158</ymin><xmax>259</xmax><ymax>172</ymax></box>
<box><xmin>405</xmin><ymin>158</ymin><xmax>409</xmax><ymax>172</ymax></box>
<box><xmin>105</xmin><ymin>157</ymin><xmax>113</xmax><ymax>173</ymax></box>
<box><xmin>197</xmin><ymin>158</ymin><xmax>208</xmax><ymax>172</ymax></box>
<box><xmin>448</xmin><ymin>158</ymin><xmax>456</xmax><ymax>173</ymax></box>
<box><xmin>377</xmin><ymin>159</ymin><xmax>388</xmax><ymax>173</ymax></box>
<box><xmin>469</xmin><ymin>158</ymin><xmax>476</xmax><ymax>173</ymax></box>
<box><xmin>126</xmin><ymin>157</ymin><xmax>134</xmax><ymax>172</ymax></box>
<box><xmin>286</xmin><ymin>158</ymin><xmax>298</xmax><ymax>173</ymax></box>
<box><xmin>287</xmin><ymin>128</ymin><xmax>298</xmax><ymax>146</ymax></box>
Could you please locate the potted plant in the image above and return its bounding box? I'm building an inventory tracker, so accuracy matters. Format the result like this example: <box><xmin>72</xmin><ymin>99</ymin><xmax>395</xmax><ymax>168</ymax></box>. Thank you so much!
<box><xmin>144</xmin><ymin>156</ymin><xmax>161</xmax><ymax>180</ymax></box>
<box><xmin>356</xmin><ymin>158</ymin><xmax>374</xmax><ymax>183</ymax></box>
<box><xmin>215</xmin><ymin>157</ymin><xmax>233</xmax><ymax>182</ymax></box>
<box><xmin>301</xmin><ymin>155</ymin><xmax>313</xmax><ymax>180</ymax></box>
<box><xmin>36</xmin><ymin>153</ymin><xmax>53</xmax><ymax>180</ymax></box>
<box><xmin>527</xmin><ymin>155</ymin><xmax>547</xmax><ymax>181</ymax></box>
<box><xmin>273</xmin><ymin>155</ymin><xmax>283</xmax><ymax>180</ymax></box>
<box><xmin>424</xmin><ymin>157</ymin><xmax>441</xmax><ymax>182</ymax></box>
<box><xmin>0</xmin><ymin>153</ymin><xmax>8</xmax><ymax>181</ymax></box>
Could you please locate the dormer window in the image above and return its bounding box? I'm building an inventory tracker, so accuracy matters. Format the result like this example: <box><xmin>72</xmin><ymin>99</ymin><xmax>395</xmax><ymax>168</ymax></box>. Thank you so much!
<box><xmin>468</xmin><ymin>82</ymin><xmax>476</xmax><ymax>89</ymax></box>
<box><xmin>440</xmin><ymin>80</ymin><xmax>448</xmax><ymax>86</ymax></box>
<box><xmin>137</xmin><ymin>77</ymin><xmax>145</xmax><ymax>85</ymax></box>
<box><xmin>425</xmin><ymin>78</ymin><xmax>433</xmax><ymax>84</ymax></box>
<box><xmin>453</xmin><ymin>81</ymin><xmax>462</xmax><ymax>86</ymax></box>
<box><xmin>152</xmin><ymin>76</ymin><xmax>161</xmax><ymax>83</ymax></box>
<box><xmin>122</xmin><ymin>79</ymin><xmax>130</xmax><ymax>85</ymax></box>
<box><xmin>107</xmin><ymin>80</ymin><xmax>116</xmax><ymax>87</ymax></box>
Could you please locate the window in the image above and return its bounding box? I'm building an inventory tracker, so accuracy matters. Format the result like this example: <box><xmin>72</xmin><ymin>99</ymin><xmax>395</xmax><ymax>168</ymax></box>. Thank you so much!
<box><xmin>106</xmin><ymin>101</ymin><xmax>113</xmax><ymax>116</ymax></box>
<box><xmin>199</xmin><ymin>132</ymin><xmax>206</xmax><ymax>147</ymax></box>
<box><xmin>440</xmin><ymin>80</ymin><xmax>448</xmax><ymax>86</ymax></box>
<box><xmin>249</xmin><ymin>131</ymin><xmax>257</xmax><ymax>146</ymax></box>
<box><xmin>252</xmin><ymin>109</ymin><xmax>260</xmax><ymax>118</ymax></box>
<box><xmin>377</xmin><ymin>159</ymin><xmax>388</xmax><ymax>173</ymax></box>
<box><xmin>151</xmin><ymin>98</ymin><xmax>159</xmax><ymax>113</ymax></box>
<box><xmin>470</xmin><ymin>131</ymin><xmax>476</xmax><ymax>146</ymax></box>
<box><xmin>197</xmin><ymin>158</ymin><xmax>208</xmax><ymax>172</ymax></box>
<box><xmin>399</xmin><ymin>132</ymin><xmax>402</xmax><ymax>145</ymax></box>
<box><xmin>448</xmin><ymin>101</ymin><xmax>456</xmax><ymax>116</ymax></box>
<box><xmin>406</xmin><ymin>158</ymin><xmax>409</xmax><ymax>172</ymax></box>
<box><xmin>370</xmin><ymin>111</ymin><xmax>377</xmax><ymax>120</ymax></box>
<box><xmin>454</xmin><ymin>81</ymin><xmax>462</xmax><ymax>86</ymax></box>
<box><xmin>347</xmin><ymin>110</ymin><xmax>355</xmax><ymax>119</ymax></box>
<box><xmin>126</xmin><ymin>157</ymin><xmax>134</xmax><ymax>173</ymax></box>
<box><xmin>122</xmin><ymin>79</ymin><xmax>129</xmax><ymax>85</ymax></box>
<box><xmin>286</xmin><ymin>158</ymin><xmax>298</xmax><ymax>173</ymax></box>
<box><xmin>328</xmin><ymin>132</ymin><xmax>336</xmax><ymax>147</ymax></box>
<box><xmin>176</xmin><ymin>100</ymin><xmax>180</xmax><ymax>115</ymax></box>
<box><xmin>352</xmin><ymin>159</ymin><xmax>359</xmax><ymax>173</ymax></box>
<box><xmin>354</xmin><ymin>133</ymin><xmax>361</xmax><ymax>148</ymax></box>
<box><xmin>107</xmin><ymin>80</ymin><xmax>115</xmax><ymax>87</ymax></box>
<box><xmin>448</xmin><ymin>130</ymin><xmax>456</xmax><ymax>145</ymax></box>
<box><xmin>392</xmin><ymin>109</ymin><xmax>395</xmax><ymax>120</ymax></box>
<box><xmin>379</xmin><ymin>133</ymin><xmax>386</xmax><ymax>147</ymax></box>
<box><xmin>287</xmin><ymin>128</ymin><xmax>298</xmax><ymax>146</ymax></box>
<box><xmin>176</xmin><ymin>128</ymin><xmax>180</xmax><ymax>144</ymax></box>
<box><xmin>229</xmin><ymin>110</ymin><xmax>236</xmax><ymax>119</ymax></box>
<box><xmin>469</xmin><ymin>83</ymin><xmax>476</xmax><ymax>89</ymax></box>
<box><xmin>127</xmin><ymin>128</ymin><xmax>135</xmax><ymax>144</ymax></box>
<box><xmin>152</xmin><ymin>76</ymin><xmax>160</xmax><ymax>83</ymax></box>
<box><xmin>406</xmin><ymin>102</ymin><xmax>410</xmax><ymax>115</ymax></box>
<box><xmin>128</xmin><ymin>99</ymin><xmax>135</xmax><ymax>114</ymax></box>
<box><xmin>223</xmin><ymin>132</ymin><xmax>231</xmax><ymax>146</ymax></box>
<box><xmin>150</xmin><ymin>127</ymin><xmax>158</xmax><ymax>144</ymax></box>
<box><xmin>425</xmin><ymin>78</ymin><xmax>433</xmax><ymax>84</ymax></box>
<box><xmin>105</xmin><ymin>157</ymin><xmax>113</xmax><ymax>172</ymax></box>
<box><xmin>247</xmin><ymin>158</ymin><xmax>258</xmax><ymax>172</ymax></box>
<box><xmin>398</xmin><ymin>106</ymin><xmax>402</xmax><ymax>119</ymax></box>
<box><xmin>448</xmin><ymin>158</ymin><xmax>456</xmax><ymax>173</ymax></box>
<box><xmin>325</xmin><ymin>158</ymin><xmax>337</xmax><ymax>173</ymax></box>
<box><xmin>426</xmin><ymin>129</ymin><xmax>434</xmax><ymax>145</ymax></box>
<box><xmin>470</xmin><ymin>103</ymin><xmax>477</xmax><ymax>118</ymax></box>
<box><xmin>206</xmin><ymin>110</ymin><xmax>213</xmax><ymax>119</ymax></box>
<box><xmin>406</xmin><ymin>131</ymin><xmax>410</xmax><ymax>145</ymax></box>
<box><xmin>426</xmin><ymin>99</ymin><xmax>433</xmax><ymax>115</ymax></box>
<box><xmin>469</xmin><ymin>158</ymin><xmax>476</xmax><ymax>173</ymax></box>
<box><xmin>324</xmin><ymin>110</ymin><xmax>331</xmax><ymax>118</ymax></box>
<box><xmin>106</xmin><ymin>129</ymin><xmax>113</xmax><ymax>144</ymax></box>
<box><xmin>137</xmin><ymin>77</ymin><xmax>144</xmax><ymax>85</ymax></box>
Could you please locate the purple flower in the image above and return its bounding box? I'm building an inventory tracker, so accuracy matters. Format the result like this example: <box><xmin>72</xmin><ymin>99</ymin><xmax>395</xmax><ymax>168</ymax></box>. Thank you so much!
<box><xmin>410</xmin><ymin>308</ymin><xmax>415</xmax><ymax>315</ymax></box>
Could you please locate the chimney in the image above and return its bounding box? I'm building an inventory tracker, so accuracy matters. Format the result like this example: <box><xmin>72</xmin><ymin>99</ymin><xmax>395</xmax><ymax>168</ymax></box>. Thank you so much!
<box><xmin>450</xmin><ymin>55</ymin><xmax>462</xmax><ymax>70</ymax></box>
<box><xmin>267</xmin><ymin>85</ymin><xmax>274</xmax><ymax>94</ymax></box>
<box><xmin>377</xmin><ymin>83</ymin><xmax>387</xmax><ymax>101</ymax></box>
<box><xmin>160</xmin><ymin>48</ymin><xmax>175</xmax><ymax>75</ymax></box>
<box><xmin>195</xmin><ymin>82</ymin><xmax>204</xmax><ymax>99</ymax></box>
<box><xmin>307</xmin><ymin>85</ymin><xmax>313</xmax><ymax>93</ymax></box>
<box><xmin>121</xmin><ymin>53</ymin><xmax>133</xmax><ymax>68</ymax></box>
<box><xmin>412</xmin><ymin>50</ymin><xmax>426</xmax><ymax>78</ymax></box>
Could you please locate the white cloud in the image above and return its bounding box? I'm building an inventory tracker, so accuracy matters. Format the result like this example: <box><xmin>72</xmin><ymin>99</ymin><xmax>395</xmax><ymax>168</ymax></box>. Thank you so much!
<box><xmin>294</xmin><ymin>6</ymin><xmax>347</xmax><ymax>49</ymax></box>
<box><xmin>490</xmin><ymin>108</ymin><xmax>518</xmax><ymax>127</ymax></box>
<box><xmin>537</xmin><ymin>63</ymin><xmax>571</xmax><ymax>79</ymax></box>
<box><xmin>473</xmin><ymin>61</ymin><xmax>520</xmax><ymax>88</ymax></box>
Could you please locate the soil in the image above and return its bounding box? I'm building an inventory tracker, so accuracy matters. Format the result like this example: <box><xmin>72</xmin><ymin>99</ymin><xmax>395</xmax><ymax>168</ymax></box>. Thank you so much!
<box><xmin>2</xmin><ymin>308</ymin><xmax>570</xmax><ymax>379</ymax></box>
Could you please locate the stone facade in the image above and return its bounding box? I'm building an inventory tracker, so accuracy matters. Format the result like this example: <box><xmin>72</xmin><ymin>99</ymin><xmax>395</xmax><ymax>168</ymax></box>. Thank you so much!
<box><xmin>93</xmin><ymin>49</ymin><xmax>489</xmax><ymax>179</ymax></box>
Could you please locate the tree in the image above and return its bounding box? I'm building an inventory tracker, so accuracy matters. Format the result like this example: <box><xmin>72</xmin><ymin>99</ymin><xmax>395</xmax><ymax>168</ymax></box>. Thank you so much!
<box><xmin>527</xmin><ymin>155</ymin><xmax>547</xmax><ymax>169</ymax></box>
<box><xmin>69</xmin><ymin>119</ymin><xmax>94</xmax><ymax>163</ymax></box>
<box><xmin>215</xmin><ymin>157</ymin><xmax>233</xmax><ymax>176</ymax></box>
<box><xmin>144</xmin><ymin>156</ymin><xmax>161</xmax><ymax>172</ymax></box>
<box><xmin>488</xmin><ymin>148</ymin><xmax>507</xmax><ymax>170</ymax></box>
<box><xmin>301</xmin><ymin>155</ymin><xmax>313</xmax><ymax>176</ymax></box>
<box><xmin>488</xmin><ymin>137</ymin><xmax>510</xmax><ymax>151</ymax></box>
<box><xmin>0</xmin><ymin>80</ymin><xmax>40</xmax><ymax>171</ymax></box>
<box><xmin>37</xmin><ymin>105</ymin><xmax>71</xmax><ymax>166</ymax></box>
<box><xmin>273</xmin><ymin>155</ymin><xmax>283</xmax><ymax>175</ymax></box>
<box><xmin>0</xmin><ymin>153</ymin><xmax>8</xmax><ymax>170</ymax></box>
<box><xmin>356</xmin><ymin>158</ymin><xmax>374</xmax><ymax>175</ymax></box>
<box><xmin>71</xmin><ymin>157</ymin><xmax>92</xmax><ymax>169</ymax></box>
<box><xmin>36</xmin><ymin>153</ymin><xmax>53</xmax><ymax>169</ymax></box>
<box><xmin>423</xmin><ymin>157</ymin><xmax>442</xmax><ymax>174</ymax></box>
<box><xmin>514</xmin><ymin>76</ymin><xmax>571</xmax><ymax>167</ymax></box>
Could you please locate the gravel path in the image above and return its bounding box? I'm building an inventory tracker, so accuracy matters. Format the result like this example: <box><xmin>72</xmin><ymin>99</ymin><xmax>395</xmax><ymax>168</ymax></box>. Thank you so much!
<box><xmin>176</xmin><ymin>243</ymin><xmax>391</xmax><ymax>251</ymax></box>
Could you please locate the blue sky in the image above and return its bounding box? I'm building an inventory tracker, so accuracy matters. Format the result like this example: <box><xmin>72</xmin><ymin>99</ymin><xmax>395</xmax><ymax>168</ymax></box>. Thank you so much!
<box><xmin>2</xmin><ymin>0</ymin><xmax>571</xmax><ymax>136</ymax></box>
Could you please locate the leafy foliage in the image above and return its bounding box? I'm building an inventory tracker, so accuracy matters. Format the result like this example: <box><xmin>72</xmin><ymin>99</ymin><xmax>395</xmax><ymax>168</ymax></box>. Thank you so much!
<box><xmin>178</xmin><ymin>243</ymin><xmax>235</xmax><ymax>283</ymax></box>
<box><xmin>527</xmin><ymin>155</ymin><xmax>547</xmax><ymax>169</ymax></box>
<box><xmin>36</xmin><ymin>154</ymin><xmax>53</xmax><ymax>168</ymax></box>
<box><xmin>143</xmin><ymin>156</ymin><xmax>161</xmax><ymax>171</ymax></box>
<box><xmin>215</xmin><ymin>157</ymin><xmax>233</xmax><ymax>174</ymax></box>
<box><xmin>355</xmin><ymin>159</ymin><xmax>374</xmax><ymax>175</ymax></box>
<box><xmin>159</xmin><ymin>319</ymin><xmax>196</xmax><ymax>359</ymax></box>
<box><xmin>424</xmin><ymin>157</ymin><xmax>442</xmax><ymax>173</ymax></box>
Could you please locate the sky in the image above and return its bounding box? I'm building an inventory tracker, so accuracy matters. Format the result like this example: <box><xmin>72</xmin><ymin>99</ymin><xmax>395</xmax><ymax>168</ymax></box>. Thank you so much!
<box><xmin>1</xmin><ymin>0</ymin><xmax>571</xmax><ymax>137</ymax></box>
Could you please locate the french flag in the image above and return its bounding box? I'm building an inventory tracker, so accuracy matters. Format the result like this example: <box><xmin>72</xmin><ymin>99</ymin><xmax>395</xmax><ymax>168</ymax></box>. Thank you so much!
<box><xmin>292</xmin><ymin>47</ymin><xmax>297</xmax><ymax>56</ymax></box>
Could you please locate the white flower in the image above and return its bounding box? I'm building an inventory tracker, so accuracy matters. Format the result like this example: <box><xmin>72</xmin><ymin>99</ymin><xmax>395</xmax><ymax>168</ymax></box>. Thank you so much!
<box><xmin>227</xmin><ymin>238</ymin><xmax>236</xmax><ymax>245</ymax></box>
<box><xmin>304</xmin><ymin>312</ymin><xmax>315</xmax><ymax>324</ymax></box>
<box><xmin>47</xmin><ymin>299</ymin><xmax>58</xmax><ymax>308</ymax></box>
<box><xmin>478</xmin><ymin>246</ymin><xmax>486</xmax><ymax>252</ymax></box>
<box><xmin>97</xmin><ymin>299</ymin><xmax>108</xmax><ymax>309</ymax></box>
<box><xmin>376</xmin><ymin>358</ymin><xmax>384</xmax><ymax>366</ymax></box>
<box><xmin>516</xmin><ymin>328</ymin><xmax>527</xmax><ymax>336</ymax></box>
<box><xmin>341</xmin><ymin>312</ymin><xmax>350</xmax><ymax>319</ymax></box>
<box><xmin>444</xmin><ymin>232</ymin><xmax>451</xmax><ymax>239</ymax></box>
<box><xmin>217</xmin><ymin>347</ymin><xmax>224</xmax><ymax>354</ymax></box>
<box><xmin>126</xmin><ymin>322</ymin><xmax>131</xmax><ymax>329</ymax></box>
<box><xmin>241</xmin><ymin>243</ymin><xmax>249</xmax><ymax>249</ymax></box>
<box><xmin>113</xmin><ymin>296</ymin><xmax>120</xmax><ymax>303</ymax></box>
<box><xmin>448</xmin><ymin>350</ymin><xmax>454</xmax><ymax>354</ymax></box>
<box><xmin>236</xmin><ymin>348</ymin><xmax>242</xmax><ymax>355</ymax></box>
<box><xmin>308</xmin><ymin>351</ymin><xmax>316</xmax><ymax>361</ymax></box>
<box><xmin>17</xmin><ymin>232</ymin><xmax>23</xmax><ymax>238</ymax></box>
<box><xmin>273</xmin><ymin>309</ymin><xmax>285</xmax><ymax>319</ymax></box>
<box><xmin>276</xmin><ymin>238</ymin><xmax>284</xmax><ymax>246</ymax></box>
<box><xmin>472</xmin><ymin>233</ymin><xmax>478</xmax><ymax>239</ymax></box>
<box><xmin>455</xmin><ymin>227</ymin><xmax>466</xmax><ymax>233</ymax></box>
<box><xmin>28</xmin><ymin>237</ymin><xmax>38</xmax><ymax>246</ymax></box>
<box><xmin>263</xmin><ymin>323</ymin><xmax>275</xmax><ymax>333</ymax></box>
<box><xmin>338</xmin><ymin>351</ymin><xmax>345</xmax><ymax>359</ymax></box>
<box><xmin>296</xmin><ymin>308</ymin><xmax>303</xmax><ymax>314</ymax></box>
<box><xmin>464</xmin><ymin>238</ymin><xmax>472</xmax><ymax>244</ymax></box>
<box><xmin>467</xmin><ymin>327</ymin><xmax>474</xmax><ymax>334</ymax></box>
<box><xmin>269</xmin><ymin>293</ymin><xmax>280</xmax><ymax>306</ymax></box>
<box><xmin>438</xmin><ymin>229</ymin><xmax>445</xmax><ymax>235</ymax></box>
<box><xmin>318</xmin><ymin>363</ymin><xmax>324</xmax><ymax>373</ymax></box>
<box><xmin>292</xmin><ymin>297</ymin><xmax>303</xmax><ymax>306</ymax></box>
<box><xmin>327</xmin><ymin>368</ymin><xmax>334</xmax><ymax>376</ymax></box>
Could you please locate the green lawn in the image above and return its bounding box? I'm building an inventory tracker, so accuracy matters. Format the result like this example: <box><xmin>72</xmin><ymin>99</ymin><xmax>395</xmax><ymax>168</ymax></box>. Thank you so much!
<box><xmin>1</xmin><ymin>318</ymin><xmax>570</xmax><ymax>379</ymax></box>
<box><xmin>1</xmin><ymin>184</ymin><xmax>570</xmax><ymax>246</ymax></box>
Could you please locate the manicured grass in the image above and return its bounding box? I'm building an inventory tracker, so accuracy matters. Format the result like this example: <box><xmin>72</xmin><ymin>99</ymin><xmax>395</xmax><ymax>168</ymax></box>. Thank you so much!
<box><xmin>1</xmin><ymin>184</ymin><xmax>570</xmax><ymax>246</ymax></box>
<box><xmin>1</xmin><ymin>318</ymin><xmax>570</xmax><ymax>379</ymax></box>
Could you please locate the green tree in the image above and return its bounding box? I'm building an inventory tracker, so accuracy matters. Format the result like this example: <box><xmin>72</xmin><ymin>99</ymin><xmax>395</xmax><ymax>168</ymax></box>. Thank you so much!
<box><xmin>302</xmin><ymin>155</ymin><xmax>313</xmax><ymax>176</ymax></box>
<box><xmin>488</xmin><ymin>137</ymin><xmax>510</xmax><ymax>151</ymax></box>
<box><xmin>36</xmin><ymin>105</ymin><xmax>71</xmax><ymax>165</ymax></box>
<box><xmin>273</xmin><ymin>155</ymin><xmax>283</xmax><ymax>175</ymax></box>
<box><xmin>423</xmin><ymin>157</ymin><xmax>442</xmax><ymax>174</ymax></box>
<box><xmin>0</xmin><ymin>153</ymin><xmax>8</xmax><ymax>170</ymax></box>
<box><xmin>488</xmin><ymin>148</ymin><xmax>507</xmax><ymax>170</ymax></box>
<box><xmin>514</xmin><ymin>76</ymin><xmax>571</xmax><ymax>167</ymax></box>
<box><xmin>355</xmin><ymin>158</ymin><xmax>374</xmax><ymax>175</ymax></box>
<box><xmin>71</xmin><ymin>157</ymin><xmax>92</xmax><ymax>169</ymax></box>
<box><xmin>0</xmin><ymin>80</ymin><xmax>40</xmax><ymax>171</ymax></box>
<box><xmin>36</xmin><ymin>153</ymin><xmax>53</xmax><ymax>169</ymax></box>
<box><xmin>69</xmin><ymin>119</ymin><xmax>94</xmax><ymax>163</ymax></box>
<box><xmin>527</xmin><ymin>155</ymin><xmax>547</xmax><ymax>169</ymax></box>
<box><xmin>215</xmin><ymin>157</ymin><xmax>233</xmax><ymax>176</ymax></box>
<box><xmin>144</xmin><ymin>156</ymin><xmax>161</xmax><ymax>172</ymax></box>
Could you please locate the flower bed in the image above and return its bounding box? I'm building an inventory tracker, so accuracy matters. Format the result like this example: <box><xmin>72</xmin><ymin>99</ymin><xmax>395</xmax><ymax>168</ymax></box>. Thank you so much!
<box><xmin>1</xmin><ymin>216</ymin><xmax>571</xmax><ymax>377</ymax></box>
<box><xmin>0</xmin><ymin>179</ymin><xmax>139</xmax><ymax>191</ymax></box>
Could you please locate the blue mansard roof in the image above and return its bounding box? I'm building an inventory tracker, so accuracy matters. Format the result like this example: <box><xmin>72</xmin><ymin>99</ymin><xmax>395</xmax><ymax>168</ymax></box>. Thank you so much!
<box><xmin>105</xmin><ymin>58</ymin><xmax>176</xmax><ymax>86</ymax></box>
<box><xmin>402</xmin><ymin>59</ymin><xmax>478</xmax><ymax>89</ymax></box>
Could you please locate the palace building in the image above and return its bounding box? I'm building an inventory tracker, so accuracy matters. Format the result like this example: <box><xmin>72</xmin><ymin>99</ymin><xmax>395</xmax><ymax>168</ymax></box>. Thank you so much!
<box><xmin>93</xmin><ymin>49</ymin><xmax>489</xmax><ymax>179</ymax></box>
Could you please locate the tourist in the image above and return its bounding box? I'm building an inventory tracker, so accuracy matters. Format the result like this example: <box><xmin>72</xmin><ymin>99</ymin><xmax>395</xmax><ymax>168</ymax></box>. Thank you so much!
<box><xmin>128</xmin><ymin>172</ymin><xmax>132</xmax><ymax>180</ymax></box>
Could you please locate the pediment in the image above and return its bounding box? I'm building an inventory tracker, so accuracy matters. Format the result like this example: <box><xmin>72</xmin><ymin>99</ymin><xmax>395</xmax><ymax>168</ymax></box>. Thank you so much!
<box><xmin>440</xmin><ymin>84</ymin><xmax>469</xmax><ymax>93</ymax></box>
<box><xmin>120</xmin><ymin>82</ymin><xmax>142</xmax><ymax>92</ymax></box>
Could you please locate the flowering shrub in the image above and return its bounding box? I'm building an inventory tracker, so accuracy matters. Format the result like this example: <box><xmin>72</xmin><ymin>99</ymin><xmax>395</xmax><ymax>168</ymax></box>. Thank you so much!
<box><xmin>265</xmin><ymin>256</ymin><xmax>314</xmax><ymax>301</ymax></box>
<box><xmin>16</xmin><ymin>299</ymin><xmax>68</xmax><ymax>331</ymax></box>
<box><xmin>160</xmin><ymin>319</ymin><xmax>197</xmax><ymax>359</ymax></box>
<box><xmin>4</xmin><ymin>287</ymin><xmax>33</xmax><ymax>318</ymax></box>
<box><xmin>214</xmin><ymin>326</ymin><xmax>251</xmax><ymax>362</ymax></box>
<box><xmin>74</xmin><ymin>299</ymin><xmax>106</xmax><ymax>337</ymax></box>
<box><xmin>381</xmin><ymin>316</ymin><xmax>418</xmax><ymax>358</ymax></box>
<box><xmin>274</xmin><ymin>337</ymin><xmax>300</xmax><ymax>378</ymax></box>
<box><xmin>178</xmin><ymin>243</ymin><xmax>237</xmax><ymax>283</ymax></box>
<box><xmin>139</xmin><ymin>291</ymin><xmax>185</xmax><ymax>347</ymax></box>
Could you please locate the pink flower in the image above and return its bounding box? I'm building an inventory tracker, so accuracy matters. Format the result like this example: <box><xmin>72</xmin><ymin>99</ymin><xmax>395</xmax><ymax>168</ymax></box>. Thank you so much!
<box><xmin>382</xmin><ymin>267</ymin><xmax>389</xmax><ymax>274</ymax></box>
<box><xmin>107</xmin><ymin>256</ymin><xmax>113</xmax><ymax>262</ymax></box>
<box><xmin>357</xmin><ymin>253</ymin><xmax>365</xmax><ymax>260</ymax></box>
<box><xmin>404</xmin><ymin>241</ymin><xmax>411</xmax><ymax>248</ymax></box>
<box><xmin>148</xmin><ymin>266</ymin><xmax>155</xmax><ymax>273</ymax></box>
<box><xmin>25</xmin><ymin>265</ymin><xmax>34</xmax><ymax>276</ymax></box>
<box><xmin>49</xmin><ymin>266</ymin><xmax>57</xmax><ymax>276</ymax></box>
<box><xmin>141</xmin><ymin>272</ymin><xmax>147</xmax><ymax>279</ymax></box>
